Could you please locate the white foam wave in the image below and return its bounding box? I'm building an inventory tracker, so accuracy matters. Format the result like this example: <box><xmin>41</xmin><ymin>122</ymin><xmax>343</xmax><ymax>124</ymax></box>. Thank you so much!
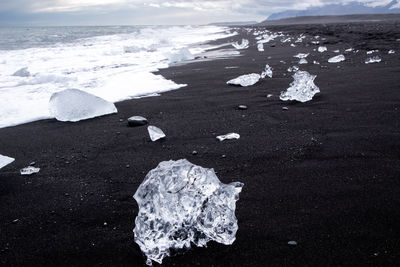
<box><xmin>0</xmin><ymin>26</ymin><xmax>236</xmax><ymax>128</ymax></box>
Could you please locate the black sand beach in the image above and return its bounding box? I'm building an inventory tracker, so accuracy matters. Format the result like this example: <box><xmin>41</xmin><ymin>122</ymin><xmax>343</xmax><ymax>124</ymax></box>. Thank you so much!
<box><xmin>1</xmin><ymin>21</ymin><xmax>400</xmax><ymax>266</ymax></box>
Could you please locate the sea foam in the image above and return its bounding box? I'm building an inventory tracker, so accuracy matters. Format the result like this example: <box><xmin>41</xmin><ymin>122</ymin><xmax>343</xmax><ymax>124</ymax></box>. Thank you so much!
<box><xmin>0</xmin><ymin>26</ymin><xmax>236</xmax><ymax>128</ymax></box>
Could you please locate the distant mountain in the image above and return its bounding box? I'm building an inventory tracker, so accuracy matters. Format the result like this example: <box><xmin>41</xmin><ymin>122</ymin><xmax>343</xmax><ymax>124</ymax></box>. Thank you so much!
<box><xmin>267</xmin><ymin>0</ymin><xmax>400</xmax><ymax>20</ymax></box>
<box><xmin>258</xmin><ymin>14</ymin><xmax>400</xmax><ymax>26</ymax></box>
<box><xmin>208</xmin><ymin>21</ymin><xmax>258</xmax><ymax>26</ymax></box>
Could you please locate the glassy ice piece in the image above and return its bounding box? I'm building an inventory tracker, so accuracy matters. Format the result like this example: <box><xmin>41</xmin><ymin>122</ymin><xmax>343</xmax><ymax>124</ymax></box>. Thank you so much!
<box><xmin>293</xmin><ymin>53</ymin><xmax>309</xmax><ymax>58</ymax></box>
<box><xmin>227</xmin><ymin>73</ymin><xmax>261</xmax><ymax>87</ymax></box>
<box><xmin>49</xmin><ymin>89</ymin><xmax>117</xmax><ymax>122</ymax></box>
<box><xmin>365</xmin><ymin>56</ymin><xmax>381</xmax><ymax>64</ymax></box>
<box><xmin>12</xmin><ymin>67</ymin><xmax>30</xmax><ymax>77</ymax></box>
<box><xmin>388</xmin><ymin>50</ymin><xmax>395</xmax><ymax>54</ymax></box>
<box><xmin>290</xmin><ymin>44</ymin><xmax>296</xmax><ymax>47</ymax></box>
<box><xmin>232</xmin><ymin>39</ymin><xmax>249</xmax><ymax>49</ymax></box>
<box><xmin>216</xmin><ymin>133</ymin><xmax>240</xmax><ymax>141</ymax></box>
<box><xmin>133</xmin><ymin>159</ymin><xmax>243</xmax><ymax>265</ymax></box>
<box><xmin>328</xmin><ymin>55</ymin><xmax>345</xmax><ymax>63</ymax></box>
<box><xmin>257</xmin><ymin>43</ymin><xmax>264</xmax><ymax>52</ymax></box>
<box><xmin>261</xmin><ymin>64</ymin><xmax>273</xmax><ymax>78</ymax></box>
<box><xmin>299</xmin><ymin>58</ymin><xmax>308</xmax><ymax>64</ymax></box>
<box><xmin>20</xmin><ymin>166</ymin><xmax>40</xmax><ymax>175</ymax></box>
<box><xmin>280</xmin><ymin>71</ymin><xmax>320</xmax><ymax>103</ymax></box>
<box><xmin>147</xmin><ymin>125</ymin><xmax>166</xmax><ymax>141</ymax></box>
<box><xmin>0</xmin><ymin>154</ymin><xmax>15</xmax><ymax>169</ymax></box>
<box><xmin>345</xmin><ymin>48</ymin><xmax>354</xmax><ymax>52</ymax></box>
<box><xmin>287</xmin><ymin>66</ymin><xmax>299</xmax><ymax>72</ymax></box>
<box><xmin>313</xmin><ymin>61</ymin><xmax>320</xmax><ymax>65</ymax></box>
<box><xmin>318</xmin><ymin>46</ymin><xmax>327</xmax><ymax>53</ymax></box>
<box><xmin>367</xmin><ymin>50</ymin><xmax>379</xmax><ymax>54</ymax></box>
<box><xmin>333</xmin><ymin>50</ymin><xmax>340</xmax><ymax>53</ymax></box>
<box><xmin>165</xmin><ymin>48</ymin><xmax>194</xmax><ymax>63</ymax></box>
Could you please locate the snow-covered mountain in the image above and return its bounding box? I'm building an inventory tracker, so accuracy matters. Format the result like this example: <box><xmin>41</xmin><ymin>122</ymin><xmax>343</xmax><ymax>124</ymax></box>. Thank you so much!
<box><xmin>267</xmin><ymin>0</ymin><xmax>400</xmax><ymax>20</ymax></box>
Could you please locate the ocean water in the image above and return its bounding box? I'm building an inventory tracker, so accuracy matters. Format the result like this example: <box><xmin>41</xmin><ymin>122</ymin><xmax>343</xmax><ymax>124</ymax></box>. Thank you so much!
<box><xmin>0</xmin><ymin>26</ymin><xmax>237</xmax><ymax>128</ymax></box>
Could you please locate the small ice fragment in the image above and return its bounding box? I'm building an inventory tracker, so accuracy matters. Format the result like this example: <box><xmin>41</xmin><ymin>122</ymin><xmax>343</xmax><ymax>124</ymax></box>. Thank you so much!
<box><xmin>280</xmin><ymin>60</ymin><xmax>286</xmax><ymax>64</ymax></box>
<box><xmin>288</xmin><ymin>241</ymin><xmax>297</xmax><ymax>246</ymax></box>
<box><xmin>333</xmin><ymin>50</ymin><xmax>340</xmax><ymax>53</ymax></box>
<box><xmin>290</xmin><ymin>44</ymin><xmax>296</xmax><ymax>47</ymax></box>
<box><xmin>232</xmin><ymin>39</ymin><xmax>249</xmax><ymax>49</ymax></box>
<box><xmin>261</xmin><ymin>64</ymin><xmax>273</xmax><ymax>78</ymax></box>
<box><xmin>311</xmin><ymin>41</ymin><xmax>319</xmax><ymax>45</ymax></box>
<box><xmin>257</xmin><ymin>43</ymin><xmax>264</xmax><ymax>52</ymax></box>
<box><xmin>388</xmin><ymin>50</ymin><xmax>395</xmax><ymax>54</ymax></box>
<box><xmin>318</xmin><ymin>46</ymin><xmax>327</xmax><ymax>53</ymax></box>
<box><xmin>299</xmin><ymin>58</ymin><xmax>308</xmax><ymax>65</ymax></box>
<box><xmin>49</xmin><ymin>89</ymin><xmax>117</xmax><ymax>122</ymax></box>
<box><xmin>225</xmin><ymin>66</ymin><xmax>239</xmax><ymax>69</ymax></box>
<box><xmin>20</xmin><ymin>166</ymin><xmax>40</xmax><ymax>175</ymax></box>
<box><xmin>287</xmin><ymin>66</ymin><xmax>299</xmax><ymax>72</ymax></box>
<box><xmin>367</xmin><ymin>50</ymin><xmax>379</xmax><ymax>54</ymax></box>
<box><xmin>365</xmin><ymin>56</ymin><xmax>381</xmax><ymax>64</ymax></box>
<box><xmin>313</xmin><ymin>61</ymin><xmax>320</xmax><ymax>65</ymax></box>
<box><xmin>227</xmin><ymin>73</ymin><xmax>261</xmax><ymax>87</ymax></box>
<box><xmin>328</xmin><ymin>55</ymin><xmax>345</xmax><ymax>63</ymax></box>
<box><xmin>216</xmin><ymin>133</ymin><xmax>240</xmax><ymax>141</ymax></box>
<box><xmin>267</xmin><ymin>94</ymin><xmax>273</xmax><ymax>98</ymax></box>
<box><xmin>238</xmin><ymin>105</ymin><xmax>248</xmax><ymax>110</ymax></box>
<box><xmin>293</xmin><ymin>53</ymin><xmax>309</xmax><ymax>59</ymax></box>
<box><xmin>345</xmin><ymin>48</ymin><xmax>354</xmax><ymax>52</ymax></box>
<box><xmin>133</xmin><ymin>159</ymin><xmax>243</xmax><ymax>265</ymax></box>
<box><xmin>127</xmin><ymin>116</ymin><xmax>148</xmax><ymax>127</ymax></box>
<box><xmin>0</xmin><ymin>154</ymin><xmax>15</xmax><ymax>169</ymax></box>
<box><xmin>147</xmin><ymin>125</ymin><xmax>166</xmax><ymax>141</ymax></box>
<box><xmin>280</xmin><ymin>71</ymin><xmax>320</xmax><ymax>103</ymax></box>
<box><xmin>12</xmin><ymin>67</ymin><xmax>30</xmax><ymax>77</ymax></box>
<box><xmin>282</xmin><ymin>106</ymin><xmax>289</xmax><ymax>110</ymax></box>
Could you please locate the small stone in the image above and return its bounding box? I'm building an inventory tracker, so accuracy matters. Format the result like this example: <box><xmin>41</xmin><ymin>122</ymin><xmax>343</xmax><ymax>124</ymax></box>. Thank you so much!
<box><xmin>288</xmin><ymin>240</ymin><xmax>297</xmax><ymax>246</ymax></box>
<box><xmin>282</xmin><ymin>107</ymin><xmax>289</xmax><ymax>110</ymax></box>
<box><xmin>127</xmin><ymin>116</ymin><xmax>148</xmax><ymax>127</ymax></box>
<box><xmin>238</xmin><ymin>105</ymin><xmax>248</xmax><ymax>110</ymax></box>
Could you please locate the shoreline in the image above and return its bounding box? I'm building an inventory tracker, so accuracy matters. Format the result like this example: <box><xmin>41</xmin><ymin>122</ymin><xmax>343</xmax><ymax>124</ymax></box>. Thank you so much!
<box><xmin>1</xmin><ymin>22</ymin><xmax>400</xmax><ymax>266</ymax></box>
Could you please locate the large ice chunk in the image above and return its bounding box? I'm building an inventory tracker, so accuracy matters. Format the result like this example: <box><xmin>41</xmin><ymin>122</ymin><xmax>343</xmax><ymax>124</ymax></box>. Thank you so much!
<box><xmin>49</xmin><ymin>89</ymin><xmax>117</xmax><ymax>122</ymax></box>
<box><xmin>0</xmin><ymin>154</ymin><xmax>15</xmax><ymax>169</ymax></box>
<box><xmin>133</xmin><ymin>159</ymin><xmax>243</xmax><ymax>265</ymax></box>
<box><xmin>328</xmin><ymin>55</ymin><xmax>345</xmax><ymax>63</ymax></box>
<box><xmin>165</xmin><ymin>48</ymin><xmax>194</xmax><ymax>63</ymax></box>
<box><xmin>227</xmin><ymin>73</ymin><xmax>261</xmax><ymax>87</ymax></box>
<box><xmin>365</xmin><ymin>56</ymin><xmax>381</xmax><ymax>64</ymax></box>
<box><xmin>232</xmin><ymin>39</ymin><xmax>249</xmax><ymax>49</ymax></box>
<box><xmin>280</xmin><ymin>71</ymin><xmax>320</xmax><ymax>102</ymax></box>
<box><xmin>147</xmin><ymin>125</ymin><xmax>166</xmax><ymax>141</ymax></box>
<box><xmin>12</xmin><ymin>67</ymin><xmax>30</xmax><ymax>77</ymax></box>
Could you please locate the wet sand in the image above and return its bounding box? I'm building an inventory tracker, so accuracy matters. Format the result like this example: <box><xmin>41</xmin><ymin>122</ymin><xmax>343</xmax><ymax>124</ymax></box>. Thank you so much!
<box><xmin>1</xmin><ymin>21</ymin><xmax>400</xmax><ymax>266</ymax></box>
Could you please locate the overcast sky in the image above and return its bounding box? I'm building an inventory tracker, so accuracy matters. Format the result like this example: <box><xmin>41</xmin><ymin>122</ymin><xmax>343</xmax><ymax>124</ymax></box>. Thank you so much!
<box><xmin>0</xmin><ymin>0</ymin><xmax>395</xmax><ymax>26</ymax></box>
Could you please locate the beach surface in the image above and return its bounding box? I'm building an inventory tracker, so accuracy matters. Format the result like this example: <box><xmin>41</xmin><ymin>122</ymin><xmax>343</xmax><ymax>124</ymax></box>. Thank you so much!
<box><xmin>1</xmin><ymin>21</ymin><xmax>400</xmax><ymax>266</ymax></box>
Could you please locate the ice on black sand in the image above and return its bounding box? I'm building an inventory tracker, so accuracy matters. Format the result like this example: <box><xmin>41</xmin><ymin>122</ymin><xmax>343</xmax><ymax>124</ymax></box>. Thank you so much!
<box><xmin>261</xmin><ymin>64</ymin><xmax>273</xmax><ymax>78</ymax></box>
<box><xmin>127</xmin><ymin>116</ymin><xmax>148</xmax><ymax>127</ymax></box>
<box><xmin>232</xmin><ymin>39</ymin><xmax>249</xmax><ymax>49</ymax></box>
<box><xmin>280</xmin><ymin>71</ymin><xmax>320</xmax><ymax>103</ymax></box>
<box><xmin>147</xmin><ymin>125</ymin><xmax>166</xmax><ymax>141</ymax></box>
<box><xmin>49</xmin><ymin>89</ymin><xmax>117</xmax><ymax>122</ymax></box>
<box><xmin>0</xmin><ymin>154</ymin><xmax>15</xmax><ymax>169</ymax></box>
<box><xmin>238</xmin><ymin>105</ymin><xmax>248</xmax><ymax>110</ymax></box>
<box><xmin>20</xmin><ymin>166</ymin><xmax>40</xmax><ymax>175</ymax></box>
<box><xmin>365</xmin><ymin>56</ymin><xmax>381</xmax><ymax>64</ymax></box>
<box><xmin>133</xmin><ymin>159</ymin><xmax>243</xmax><ymax>265</ymax></box>
<box><xmin>328</xmin><ymin>55</ymin><xmax>345</xmax><ymax>63</ymax></box>
<box><xmin>227</xmin><ymin>74</ymin><xmax>261</xmax><ymax>87</ymax></box>
<box><xmin>217</xmin><ymin>133</ymin><xmax>240</xmax><ymax>141</ymax></box>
